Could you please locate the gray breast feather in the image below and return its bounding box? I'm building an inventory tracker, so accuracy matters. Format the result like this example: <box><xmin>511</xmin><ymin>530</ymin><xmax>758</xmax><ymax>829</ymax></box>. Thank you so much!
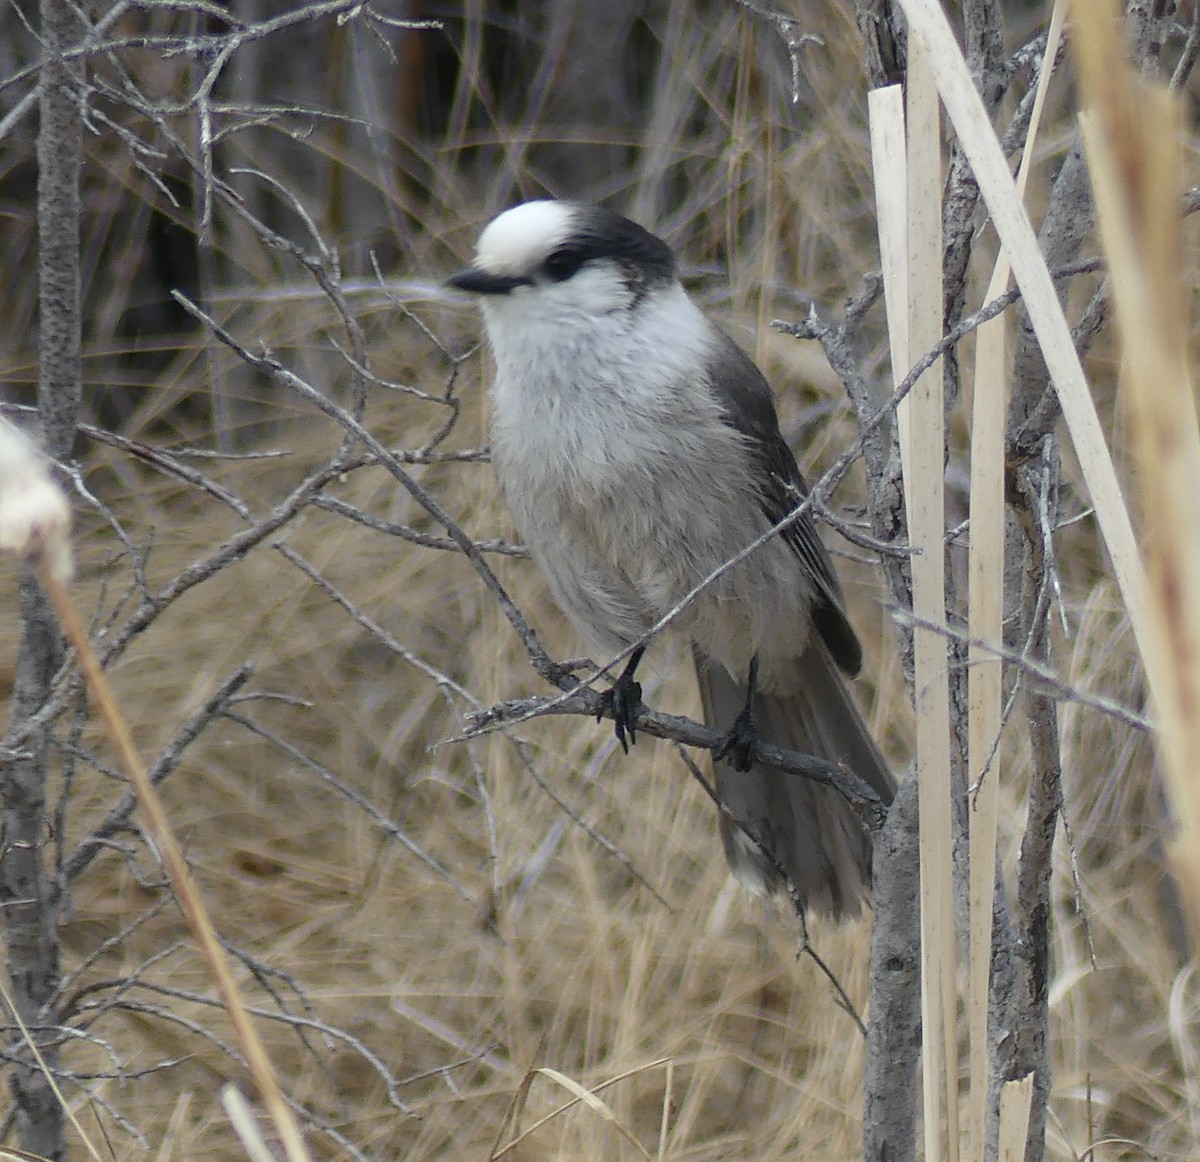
<box><xmin>490</xmin><ymin>337</ymin><xmax>826</xmax><ymax>680</ymax></box>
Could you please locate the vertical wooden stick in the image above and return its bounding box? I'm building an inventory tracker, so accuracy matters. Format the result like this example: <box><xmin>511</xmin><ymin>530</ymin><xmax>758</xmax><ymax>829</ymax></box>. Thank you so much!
<box><xmin>967</xmin><ymin>9</ymin><xmax>1066</xmax><ymax>1156</ymax></box>
<box><xmin>906</xmin><ymin>37</ymin><xmax>959</xmax><ymax>1162</ymax></box>
<box><xmin>868</xmin><ymin>84</ymin><xmax>911</xmax><ymax>481</ymax></box>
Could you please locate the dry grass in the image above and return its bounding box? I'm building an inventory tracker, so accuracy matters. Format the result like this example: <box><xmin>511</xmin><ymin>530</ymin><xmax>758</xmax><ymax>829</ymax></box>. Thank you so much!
<box><xmin>1</xmin><ymin>2</ymin><xmax>1199</xmax><ymax>1158</ymax></box>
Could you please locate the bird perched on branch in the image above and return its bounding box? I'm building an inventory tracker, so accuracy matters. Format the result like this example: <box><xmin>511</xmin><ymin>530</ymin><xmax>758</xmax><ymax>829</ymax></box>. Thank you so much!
<box><xmin>449</xmin><ymin>200</ymin><xmax>894</xmax><ymax>918</ymax></box>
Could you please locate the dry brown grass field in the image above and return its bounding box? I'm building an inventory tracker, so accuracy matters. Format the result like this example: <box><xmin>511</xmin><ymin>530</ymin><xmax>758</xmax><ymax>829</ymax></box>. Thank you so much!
<box><xmin>2</xmin><ymin>2</ymin><xmax>1200</xmax><ymax>1159</ymax></box>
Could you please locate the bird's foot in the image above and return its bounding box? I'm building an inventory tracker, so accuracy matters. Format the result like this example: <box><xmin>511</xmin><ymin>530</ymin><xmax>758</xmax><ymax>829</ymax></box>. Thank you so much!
<box><xmin>715</xmin><ymin>705</ymin><xmax>759</xmax><ymax>772</ymax></box>
<box><xmin>597</xmin><ymin>645</ymin><xmax>646</xmax><ymax>753</ymax></box>
<box><xmin>599</xmin><ymin>670</ymin><xmax>643</xmax><ymax>753</ymax></box>
<box><xmin>714</xmin><ymin>653</ymin><xmax>760</xmax><ymax>772</ymax></box>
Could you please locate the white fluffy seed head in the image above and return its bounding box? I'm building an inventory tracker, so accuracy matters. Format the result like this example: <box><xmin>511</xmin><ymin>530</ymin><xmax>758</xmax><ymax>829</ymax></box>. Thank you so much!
<box><xmin>0</xmin><ymin>418</ymin><xmax>73</xmax><ymax>581</ymax></box>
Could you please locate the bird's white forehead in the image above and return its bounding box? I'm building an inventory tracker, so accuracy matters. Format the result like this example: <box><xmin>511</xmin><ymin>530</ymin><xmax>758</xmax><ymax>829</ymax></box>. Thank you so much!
<box><xmin>474</xmin><ymin>201</ymin><xmax>576</xmax><ymax>275</ymax></box>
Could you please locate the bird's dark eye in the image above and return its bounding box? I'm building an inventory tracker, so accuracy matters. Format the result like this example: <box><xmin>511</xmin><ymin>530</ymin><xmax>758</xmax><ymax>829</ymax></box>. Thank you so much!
<box><xmin>543</xmin><ymin>247</ymin><xmax>586</xmax><ymax>281</ymax></box>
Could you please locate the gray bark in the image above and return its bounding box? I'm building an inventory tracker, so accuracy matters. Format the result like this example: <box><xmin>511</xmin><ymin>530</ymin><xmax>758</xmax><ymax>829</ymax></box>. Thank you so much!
<box><xmin>863</xmin><ymin>775</ymin><xmax>921</xmax><ymax>1162</ymax></box>
<box><xmin>1003</xmin><ymin>448</ymin><xmax>1065</xmax><ymax>1162</ymax></box>
<box><xmin>855</xmin><ymin>0</ymin><xmax>906</xmax><ymax>89</ymax></box>
<box><xmin>4</xmin><ymin>577</ymin><xmax>65</xmax><ymax>1160</ymax></box>
<box><xmin>0</xmin><ymin>0</ymin><xmax>84</xmax><ymax>1156</ymax></box>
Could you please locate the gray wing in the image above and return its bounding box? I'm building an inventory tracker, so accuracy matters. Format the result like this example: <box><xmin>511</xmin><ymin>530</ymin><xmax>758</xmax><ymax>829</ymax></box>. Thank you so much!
<box><xmin>705</xmin><ymin>330</ymin><xmax>863</xmax><ymax>676</ymax></box>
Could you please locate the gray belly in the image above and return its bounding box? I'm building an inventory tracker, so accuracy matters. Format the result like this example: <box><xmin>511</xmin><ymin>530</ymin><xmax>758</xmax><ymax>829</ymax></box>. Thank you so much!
<box><xmin>500</xmin><ymin>457</ymin><xmax>815</xmax><ymax>682</ymax></box>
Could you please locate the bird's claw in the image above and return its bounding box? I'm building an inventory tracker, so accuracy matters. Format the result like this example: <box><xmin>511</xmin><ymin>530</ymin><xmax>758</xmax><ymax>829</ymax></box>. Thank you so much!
<box><xmin>715</xmin><ymin>706</ymin><xmax>759</xmax><ymax>772</ymax></box>
<box><xmin>599</xmin><ymin>673</ymin><xmax>643</xmax><ymax>753</ymax></box>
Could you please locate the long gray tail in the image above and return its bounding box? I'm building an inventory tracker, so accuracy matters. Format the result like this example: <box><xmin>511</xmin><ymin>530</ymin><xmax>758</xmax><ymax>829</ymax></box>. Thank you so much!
<box><xmin>694</xmin><ymin>643</ymin><xmax>896</xmax><ymax>918</ymax></box>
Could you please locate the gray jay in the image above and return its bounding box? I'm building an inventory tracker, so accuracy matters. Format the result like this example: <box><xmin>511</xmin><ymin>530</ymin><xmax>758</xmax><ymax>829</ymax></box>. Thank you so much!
<box><xmin>448</xmin><ymin>200</ymin><xmax>895</xmax><ymax>918</ymax></box>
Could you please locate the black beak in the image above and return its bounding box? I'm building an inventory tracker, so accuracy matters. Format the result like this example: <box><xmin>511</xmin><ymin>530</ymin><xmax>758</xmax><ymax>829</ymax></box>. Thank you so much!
<box><xmin>446</xmin><ymin>267</ymin><xmax>531</xmax><ymax>296</ymax></box>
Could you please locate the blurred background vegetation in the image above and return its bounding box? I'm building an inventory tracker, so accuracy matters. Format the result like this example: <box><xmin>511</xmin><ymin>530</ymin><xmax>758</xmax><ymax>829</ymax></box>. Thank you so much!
<box><xmin>0</xmin><ymin>1</ymin><xmax>1197</xmax><ymax>1158</ymax></box>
